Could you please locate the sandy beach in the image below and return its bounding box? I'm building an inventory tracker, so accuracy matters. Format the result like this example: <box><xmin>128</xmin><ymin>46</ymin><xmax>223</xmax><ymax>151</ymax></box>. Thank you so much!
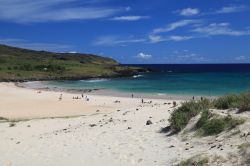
<box><xmin>0</xmin><ymin>83</ymin><xmax>249</xmax><ymax>166</ymax></box>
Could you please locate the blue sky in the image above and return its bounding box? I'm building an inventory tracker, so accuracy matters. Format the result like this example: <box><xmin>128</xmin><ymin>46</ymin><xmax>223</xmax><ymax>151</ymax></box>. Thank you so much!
<box><xmin>0</xmin><ymin>0</ymin><xmax>250</xmax><ymax>64</ymax></box>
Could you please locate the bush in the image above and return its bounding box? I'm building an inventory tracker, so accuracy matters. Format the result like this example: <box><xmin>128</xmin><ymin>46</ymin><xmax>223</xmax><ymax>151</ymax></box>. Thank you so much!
<box><xmin>213</xmin><ymin>94</ymin><xmax>240</xmax><ymax>109</ymax></box>
<box><xmin>196</xmin><ymin>110</ymin><xmax>211</xmax><ymax>129</ymax></box>
<box><xmin>178</xmin><ymin>155</ymin><xmax>209</xmax><ymax>166</ymax></box>
<box><xmin>198</xmin><ymin>115</ymin><xmax>244</xmax><ymax>136</ymax></box>
<box><xmin>213</xmin><ymin>92</ymin><xmax>250</xmax><ymax>112</ymax></box>
<box><xmin>169</xmin><ymin>99</ymin><xmax>210</xmax><ymax>133</ymax></box>
<box><xmin>238</xmin><ymin>92</ymin><xmax>250</xmax><ymax>112</ymax></box>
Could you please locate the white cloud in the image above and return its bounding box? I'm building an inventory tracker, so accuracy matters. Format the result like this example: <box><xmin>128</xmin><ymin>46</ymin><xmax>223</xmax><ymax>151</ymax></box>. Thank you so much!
<box><xmin>192</xmin><ymin>23</ymin><xmax>250</xmax><ymax>36</ymax></box>
<box><xmin>92</xmin><ymin>36</ymin><xmax>146</xmax><ymax>46</ymax></box>
<box><xmin>0</xmin><ymin>0</ymin><xmax>120</xmax><ymax>23</ymax></box>
<box><xmin>152</xmin><ymin>19</ymin><xmax>201</xmax><ymax>34</ymax></box>
<box><xmin>235</xmin><ymin>56</ymin><xmax>248</xmax><ymax>61</ymax></box>
<box><xmin>149</xmin><ymin>35</ymin><xmax>194</xmax><ymax>43</ymax></box>
<box><xmin>136</xmin><ymin>52</ymin><xmax>152</xmax><ymax>60</ymax></box>
<box><xmin>216</xmin><ymin>5</ymin><xmax>248</xmax><ymax>14</ymax></box>
<box><xmin>179</xmin><ymin>8</ymin><xmax>199</xmax><ymax>16</ymax></box>
<box><xmin>110</xmin><ymin>16</ymin><xmax>150</xmax><ymax>21</ymax></box>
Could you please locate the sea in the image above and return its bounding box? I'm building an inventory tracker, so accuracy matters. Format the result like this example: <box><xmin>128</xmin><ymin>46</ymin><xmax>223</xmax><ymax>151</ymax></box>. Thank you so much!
<box><xmin>40</xmin><ymin>64</ymin><xmax>250</xmax><ymax>97</ymax></box>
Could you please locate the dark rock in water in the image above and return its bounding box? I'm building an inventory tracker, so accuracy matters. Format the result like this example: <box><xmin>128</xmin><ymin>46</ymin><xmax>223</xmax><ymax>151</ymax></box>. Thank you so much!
<box><xmin>146</xmin><ymin>120</ymin><xmax>153</xmax><ymax>125</ymax></box>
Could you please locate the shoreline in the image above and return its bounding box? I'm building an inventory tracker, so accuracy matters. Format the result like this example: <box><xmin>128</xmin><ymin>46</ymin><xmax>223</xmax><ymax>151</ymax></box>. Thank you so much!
<box><xmin>0</xmin><ymin>82</ymin><xmax>183</xmax><ymax>120</ymax></box>
<box><xmin>17</xmin><ymin>81</ymin><xmax>218</xmax><ymax>100</ymax></box>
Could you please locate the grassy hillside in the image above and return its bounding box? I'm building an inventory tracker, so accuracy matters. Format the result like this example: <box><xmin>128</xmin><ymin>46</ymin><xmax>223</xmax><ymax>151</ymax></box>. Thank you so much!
<box><xmin>0</xmin><ymin>44</ymin><xmax>145</xmax><ymax>81</ymax></box>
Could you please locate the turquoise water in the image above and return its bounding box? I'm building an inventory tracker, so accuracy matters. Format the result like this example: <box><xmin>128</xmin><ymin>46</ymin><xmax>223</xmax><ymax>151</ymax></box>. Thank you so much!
<box><xmin>44</xmin><ymin>71</ymin><xmax>250</xmax><ymax>96</ymax></box>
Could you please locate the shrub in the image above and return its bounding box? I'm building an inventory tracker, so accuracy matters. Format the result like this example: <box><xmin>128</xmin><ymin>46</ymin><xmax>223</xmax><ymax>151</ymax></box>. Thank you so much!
<box><xmin>169</xmin><ymin>99</ymin><xmax>210</xmax><ymax>133</ymax></box>
<box><xmin>196</xmin><ymin>110</ymin><xmax>211</xmax><ymax>129</ymax></box>
<box><xmin>213</xmin><ymin>94</ymin><xmax>240</xmax><ymax>109</ymax></box>
<box><xmin>198</xmin><ymin>115</ymin><xmax>244</xmax><ymax>136</ymax></box>
<box><xmin>178</xmin><ymin>155</ymin><xmax>209</xmax><ymax>166</ymax></box>
<box><xmin>238</xmin><ymin>142</ymin><xmax>250</xmax><ymax>164</ymax></box>
<box><xmin>238</xmin><ymin>92</ymin><xmax>250</xmax><ymax>112</ymax></box>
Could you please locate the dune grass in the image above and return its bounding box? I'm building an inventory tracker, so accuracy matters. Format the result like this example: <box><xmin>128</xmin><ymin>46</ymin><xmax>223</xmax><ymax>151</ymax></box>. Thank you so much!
<box><xmin>169</xmin><ymin>99</ymin><xmax>210</xmax><ymax>133</ymax></box>
<box><xmin>196</xmin><ymin>113</ymin><xmax>244</xmax><ymax>136</ymax></box>
<box><xmin>238</xmin><ymin>142</ymin><xmax>250</xmax><ymax>164</ymax></box>
<box><xmin>169</xmin><ymin>91</ymin><xmax>249</xmax><ymax>134</ymax></box>
<box><xmin>177</xmin><ymin>155</ymin><xmax>209</xmax><ymax>166</ymax></box>
<box><xmin>213</xmin><ymin>92</ymin><xmax>250</xmax><ymax>112</ymax></box>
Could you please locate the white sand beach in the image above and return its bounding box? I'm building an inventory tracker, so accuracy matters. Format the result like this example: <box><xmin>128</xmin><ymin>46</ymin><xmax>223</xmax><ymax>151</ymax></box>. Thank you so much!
<box><xmin>0</xmin><ymin>83</ymin><xmax>249</xmax><ymax>166</ymax></box>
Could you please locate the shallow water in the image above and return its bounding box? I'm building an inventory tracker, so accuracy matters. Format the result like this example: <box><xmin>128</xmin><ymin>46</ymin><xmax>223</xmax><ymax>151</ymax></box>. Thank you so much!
<box><xmin>42</xmin><ymin>64</ymin><xmax>250</xmax><ymax>96</ymax></box>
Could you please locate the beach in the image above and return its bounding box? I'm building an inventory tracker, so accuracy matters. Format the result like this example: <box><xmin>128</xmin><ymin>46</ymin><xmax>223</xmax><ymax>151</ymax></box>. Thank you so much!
<box><xmin>0</xmin><ymin>83</ymin><xmax>249</xmax><ymax>166</ymax></box>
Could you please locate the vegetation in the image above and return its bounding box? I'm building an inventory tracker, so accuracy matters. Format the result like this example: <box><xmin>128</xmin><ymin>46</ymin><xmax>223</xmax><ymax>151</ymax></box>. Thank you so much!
<box><xmin>177</xmin><ymin>155</ymin><xmax>209</xmax><ymax>166</ymax></box>
<box><xmin>196</xmin><ymin>114</ymin><xmax>244</xmax><ymax>136</ymax></box>
<box><xmin>0</xmin><ymin>44</ymin><xmax>146</xmax><ymax>81</ymax></box>
<box><xmin>169</xmin><ymin>92</ymin><xmax>247</xmax><ymax>135</ymax></box>
<box><xmin>238</xmin><ymin>142</ymin><xmax>250</xmax><ymax>164</ymax></box>
<box><xmin>169</xmin><ymin>99</ymin><xmax>210</xmax><ymax>133</ymax></box>
<box><xmin>213</xmin><ymin>92</ymin><xmax>250</xmax><ymax>112</ymax></box>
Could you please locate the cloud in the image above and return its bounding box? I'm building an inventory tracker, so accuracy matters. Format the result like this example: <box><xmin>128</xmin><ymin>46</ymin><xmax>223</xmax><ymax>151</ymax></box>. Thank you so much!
<box><xmin>166</xmin><ymin>50</ymin><xmax>207</xmax><ymax>63</ymax></box>
<box><xmin>149</xmin><ymin>35</ymin><xmax>194</xmax><ymax>43</ymax></box>
<box><xmin>216</xmin><ymin>5</ymin><xmax>248</xmax><ymax>14</ymax></box>
<box><xmin>0</xmin><ymin>0</ymin><xmax>120</xmax><ymax>23</ymax></box>
<box><xmin>0</xmin><ymin>37</ymin><xmax>73</xmax><ymax>52</ymax></box>
<box><xmin>192</xmin><ymin>23</ymin><xmax>250</xmax><ymax>36</ymax></box>
<box><xmin>178</xmin><ymin>8</ymin><xmax>200</xmax><ymax>16</ymax></box>
<box><xmin>152</xmin><ymin>19</ymin><xmax>201</xmax><ymax>34</ymax></box>
<box><xmin>234</xmin><ymin>56</ymin><xmax>248</xmax><ymax>61</ymax></box>
<box><xmin>92</xmin><ymin>36</ymin><xmax>146</xmax><ymax>46</ymax></box>
<box><xmin>110</xmin><ymin>16</ymin><xmax>150</xmax><ymax>21</ymax></box>
<box><xmin>136</xmin><ymin>52</ymin><xmax>152</xmax><ymax>60</ymax></box>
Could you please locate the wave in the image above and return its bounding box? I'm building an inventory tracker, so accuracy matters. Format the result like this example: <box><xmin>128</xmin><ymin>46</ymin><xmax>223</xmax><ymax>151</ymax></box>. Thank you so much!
<box><xmin>80</xmin><ymin>79</ymin><xmax>110</xmax><ymax>83</ymax></box>
<box><xmin>133</xmin><ymin>74</ymin><xmax>143</xmax><ymax>78</ymax></box>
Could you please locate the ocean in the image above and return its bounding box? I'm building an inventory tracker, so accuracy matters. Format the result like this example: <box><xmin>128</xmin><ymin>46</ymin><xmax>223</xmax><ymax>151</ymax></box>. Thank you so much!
<box><xmin>42</xmin><ymin>64</ymin><xmax>250</xmax><ymax>96</ymax></box>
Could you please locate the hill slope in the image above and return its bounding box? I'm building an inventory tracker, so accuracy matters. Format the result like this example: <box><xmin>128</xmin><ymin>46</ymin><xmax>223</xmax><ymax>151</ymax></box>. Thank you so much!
<box><xmin>0</xmin><ymin>44</ymin><xmax>145</xmax><ymax>81</ymax></box>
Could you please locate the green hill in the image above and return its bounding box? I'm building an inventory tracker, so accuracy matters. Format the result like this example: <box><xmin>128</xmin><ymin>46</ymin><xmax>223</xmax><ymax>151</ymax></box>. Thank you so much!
<box><xmin>0</xmin><ymin>44</ymin><xmax>145</xmax><ymax>81</ymax></box>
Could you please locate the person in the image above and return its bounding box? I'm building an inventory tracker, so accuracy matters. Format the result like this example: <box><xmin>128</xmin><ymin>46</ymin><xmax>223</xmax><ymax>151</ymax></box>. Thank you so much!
<box><xmin>132</xmin><ymin>94</ymin><xmax>134</xmax><ymax>98</ymax></box>
<box><xmin>82</xmin><ymin>94</ymin><xmax>84</xmax><ymax>98</ymax></box>
<box><xmin>192</xmin><ymin>96</ymin><xmax>195</xmax><ymax>100</ymax></box>
<box><xmin>59</xmin><ymin>94</ymin><xmax>62</xmax><ymax>101</ymax></box>
<box><xmin>141</xmin><ymin>99</ymin><xmax>144</xmax><ymax>104</ymax></box>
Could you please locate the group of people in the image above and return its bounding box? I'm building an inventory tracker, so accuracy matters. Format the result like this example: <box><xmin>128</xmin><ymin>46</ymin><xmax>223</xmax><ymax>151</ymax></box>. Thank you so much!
<box><xmin>58</xmin><ymin>93</ymin><xmax>90</xmax><ymax>101</ymax></box>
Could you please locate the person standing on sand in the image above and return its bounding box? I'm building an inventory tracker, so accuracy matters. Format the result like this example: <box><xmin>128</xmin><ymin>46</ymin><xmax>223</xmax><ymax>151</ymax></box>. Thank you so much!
<box><xmin>141</xmin><ymin>99</ymin><xmax>144</xmax><ymax>104</ymax></box>
<box><xmin>132</xmin><ymin>94</ymin><xmax>134</xmax><ymax>98</ymax></box>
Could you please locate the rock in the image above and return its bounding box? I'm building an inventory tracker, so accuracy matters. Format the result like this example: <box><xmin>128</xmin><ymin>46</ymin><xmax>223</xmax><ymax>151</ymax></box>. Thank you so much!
<box><xmin>89</xmin><ymin>124</ymin><xmax>97</xmax><ymax>127</ymax></box>
<box><xmin>169</xmin><ymin>145</ymin><xmax>175</xmax><ymax>148</ymax></box>
<box><xmin>128</xmin><ymin>127</ymin><xmax>132</xmax><ymax>129</ymax></box>
<box><xmin>27</xmin><ymin>125</ymin><xmax>31</xmax><ymax>127</ymax></box>
<box><xmin>96</xmin><ymin>110</ymin><xmax>100</xmax><ymax>112</ymax></box>
<box><xmin>9</xmin><ymin>123</ymin><xmax>15</xmax><ymax>127</ymax></box>
<box><xmin>117</xmin><ymin>110</ymin><xmax>120</xmax><ymax>112</ymax></box>
<box><xmin>146</xmin><ymin>120</ymin><xmax>153</xmax><ymax>125</ymax></box>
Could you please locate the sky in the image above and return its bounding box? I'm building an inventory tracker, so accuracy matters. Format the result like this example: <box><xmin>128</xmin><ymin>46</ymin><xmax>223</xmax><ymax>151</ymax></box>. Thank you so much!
<box><xmin>0</xmin><ymin>0</ymin><xmax>250</xmax><ymax>64</ymax></box>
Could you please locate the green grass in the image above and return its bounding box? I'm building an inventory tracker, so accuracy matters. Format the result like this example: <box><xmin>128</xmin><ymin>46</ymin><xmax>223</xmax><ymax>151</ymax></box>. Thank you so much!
<box><xmin>238</xmin><ymin>142</ymin><xmax>250</xmax><ymax>164</ymax></box>
<box><xmin>196</xmin><ymin>113</ymin><xmax>244</xmax><ymax>136</ymax></box>
<box><xmin>177</xmin><ymin>155</ymin><xmax>209</xmax><ymax>166</ymax></box>
<box><xmin>213</xmin><ymin>92</ymin><xmax>250</xmax><ymax>112</ymax></box>
<box><xmin>169</xmin><ymin>99</ymin><xmax>210</xmax><ymax>133</ymax></box>
<box><xmin>0</xmin><ymin>44</ymin><xmax>145</xmax><ymax>81</ymax></box>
